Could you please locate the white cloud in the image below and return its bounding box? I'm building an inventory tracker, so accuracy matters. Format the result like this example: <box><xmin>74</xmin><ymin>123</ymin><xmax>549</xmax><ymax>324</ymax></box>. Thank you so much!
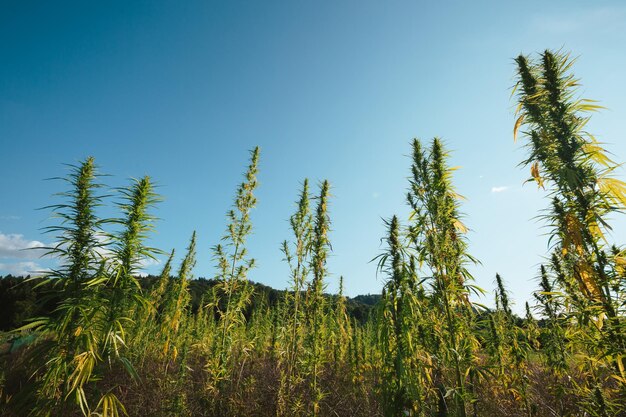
<box><xmin>92</xmin><ymin>233</ymin><xmax>161</xmax><ymax>271</ymax></box>
<box><xmin>0</xmin><ymin>232</ymin><xmax>46</xmax><ymax>259</ymax></box>
<box><xmin>0</xmin><ymin>261</ymin><xmax>46</xmax><ymax>276</ymax></box>
<box><xmin>0</xmin><ymin>230</ymin><xmax>161</xmax><ymax>277</ymax></box>
<box><xmin>139</xmin><ymin>256</ymin><xmax>162</xmax><ymax>269</ymax></box>
<box><xmin>491</xmin><ymin>186</ymin><xmax>509</xmax><ymax>193</ymax></box>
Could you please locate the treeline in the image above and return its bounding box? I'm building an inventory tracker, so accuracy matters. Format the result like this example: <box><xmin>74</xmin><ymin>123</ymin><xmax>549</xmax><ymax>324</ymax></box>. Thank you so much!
<box><xmin>0</xmin><ymin>275</ymin><xmax>377</xmax><ymax>331</ymax></box>
<box><xmin>1</xmin><ymin>50</ymin><xmax>626</xmax><ymax>417</ymax></box>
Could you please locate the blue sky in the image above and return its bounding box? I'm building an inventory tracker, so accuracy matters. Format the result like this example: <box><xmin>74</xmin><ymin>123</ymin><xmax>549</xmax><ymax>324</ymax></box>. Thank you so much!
<box><xmin>2</xmin><ymin>1</ymin><xmax>626</xmax><ymax>314</ymax></box>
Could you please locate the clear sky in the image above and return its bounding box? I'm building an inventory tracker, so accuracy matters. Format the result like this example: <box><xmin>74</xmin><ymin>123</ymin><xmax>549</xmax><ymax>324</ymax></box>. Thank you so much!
<box><xmin>2</xmin><ymin>1</ymin><xmax>626</xmax><ymax>314</ymax></box>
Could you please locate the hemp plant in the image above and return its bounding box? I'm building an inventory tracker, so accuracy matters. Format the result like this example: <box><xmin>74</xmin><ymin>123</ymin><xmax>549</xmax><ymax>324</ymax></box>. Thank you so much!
<box><xmin>23</xmin><ymin>159</ymin><xmax>161</xmax><ymax>417</ymax></box>
<box><xmin>306</xmin><ymin>180</ymin><xmax>331</xmax><ymax>416</ymax></box>
<box><xmin>161</xmin><ymin>232</ymin><xmax>196</xmax><ymax>366</ymax></box>
<box><xmin>210</xmin><ymin>147</ymin><xmax>260</xmax><ymax>390</ymax></box>
<box><xmin>376</xmin><ymin>215</ymin><xmax>425</xmax><ymax>416</ymax></box>
<box><xmin>406</xmin><ymin>138</ymin><xmax>482</xmax><ymax>417</ymax></box>
<box><xmin>25</xmin><ymin>157</ymin><xmax>109</xmax><ymax>416</ymax></box>
<box><xmin>280</xmin><ymin>178</ymin><xmax>313</xmax><ymax>413</ymax></box>
<box><xmin>514</xmin><ymin>50</ymin><xmax>626</xmax><ymax>410</ymax></box>
<box><xmin>102</xmin><ymin>175</ymin><xmax>159</xmax><ymax>365</ymax></box>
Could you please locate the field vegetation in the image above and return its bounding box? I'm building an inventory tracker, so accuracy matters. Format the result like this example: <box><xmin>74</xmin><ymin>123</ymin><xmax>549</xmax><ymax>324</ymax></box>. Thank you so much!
<box><xmin>1</xmin><ymin>50</ymin><xmax>625</xmax><ymax>416</ymax></box>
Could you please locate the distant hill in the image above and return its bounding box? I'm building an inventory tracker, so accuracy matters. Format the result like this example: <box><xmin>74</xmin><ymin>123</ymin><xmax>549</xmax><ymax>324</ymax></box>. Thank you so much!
<box><xmin>351</xmin><ymin>294</ymin><xmax>381</xmax><ymax>306</ymax></box>
<box><xmin>0</xmin><ymin>275</ymin><xmax>379</xmax><ymax>331</ymax></box>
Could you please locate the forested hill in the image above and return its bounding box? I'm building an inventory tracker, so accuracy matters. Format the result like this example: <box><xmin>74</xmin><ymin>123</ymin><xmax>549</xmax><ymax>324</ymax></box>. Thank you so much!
<box><xmin>0</xmin><ymin>274</ymin><xmax>377</xmax><ymax>331</ymax></box>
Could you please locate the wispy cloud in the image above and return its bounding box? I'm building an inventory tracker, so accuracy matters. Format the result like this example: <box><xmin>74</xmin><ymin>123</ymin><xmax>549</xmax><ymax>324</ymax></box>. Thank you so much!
<box><xmin>0</xmin><ymin>261</ymin><xmax>46</xmax><ymax>276</ymax></box>
<box><xmin>91</xmin><ymin>233</ymin><xmax>161</xmax><ymax>272</ymax></box>
<box><xmin>0</xmin><ymin>232</ymin><xmax>46</xmax><ymax>259</ymax></box>
<box><xmin>0</xmin><ymin>231</ymin><xmax>161</xmax><ymax>277</ymax></box>
<box><xmin>491</xmin><ymin>186</ymin><xmax>509</xmax><ymax>193</ymax></box>
<box><xmin>139</xmin><ymin>256</ymin><xmax>161</xmax><ymax>269</ymax></box>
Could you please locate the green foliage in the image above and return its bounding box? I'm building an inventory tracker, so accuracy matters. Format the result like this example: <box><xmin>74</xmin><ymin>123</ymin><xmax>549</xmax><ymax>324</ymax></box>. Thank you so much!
<box><xmin>1</xmin><ymin>49</ymin><xmax>625</xmax><ymax>417</ymax></box>
<box><xmin>306</xmin><ymin>179</ymin><xmax>332</xmax><ymax>416</ymax></box>
<box><xmin>514</xmin><ymin>50</ymin><xmax>626</xmax><ymax>411</ymax></box>
<box><xmin>209</xmin><ymin>147</ymin><xmax>260</xmax><ymax>396</ymax></box>
<box><xmin>15</xmin><ymin>158</ymin><xmax>160</xmax><ymax>417</ymax></box>
<box><xmin>406</xmin><ymin>138</ymin><xmax>481</xmax><ymax>417</ymax></box>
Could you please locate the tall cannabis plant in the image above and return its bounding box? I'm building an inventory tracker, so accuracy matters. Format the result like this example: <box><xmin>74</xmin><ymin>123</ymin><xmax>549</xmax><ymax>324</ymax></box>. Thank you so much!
<box><xmin>161</xmin><ymin>232</ymin><xmax>197</xmax><ymax>365</ymax></box>
<box><xmin>407</xmin><ymin>138</ymin><xmax>481</xmax><ymax>417</ymax></box>
<box><xmin>306</xmin><ymin>179</ymin><xmax>331</xmax><ymax>416</ymax></box>
<box><xmin>280</xmin><ymin>178</ymin><xmax>313</xmax><ymax>414</ymax></box>
<box><xmin>376</xmin><ymin>215</ymin><xmax>424</xmax><ymax>416</ymax></box>
<box><xmin>27</xmin><ymin>157</ymin><xmax>108</xmax><ymax>416</ymax></box>
<box><xmin>210</xmin><ymin>147</ymin><xmax>260</xmax><ymax>391</ymax></box>
<box><xmin>103</xmin><ymin>175</ymin><xmax>159</xmax><ymax>360</ymax></box>
<box><xmin>24</xmin><ymin>160</ymin><xmax>161</xmax><ymax>417</ymax></box>
<box><xmin>513</xmin><ymin>50</ymin><xmax>626</xmax><ymax>393</ymax></box>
